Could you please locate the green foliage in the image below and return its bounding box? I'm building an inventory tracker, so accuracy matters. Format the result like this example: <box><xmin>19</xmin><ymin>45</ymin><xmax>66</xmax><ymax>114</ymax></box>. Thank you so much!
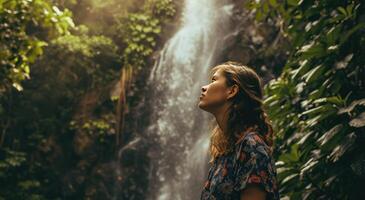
<box><xmin>0</xmin><ymin>149</ymin><xmax>26</xmax><ymax>169</ymax></box>
<box><xmin>0</xmin><ymin>23</ymin><xmax>121</xmax><ymax>199</ymax></box>
<box><xmin>49</xmin><ymin>26</ymin><xmax>121</xmax><ymax>88</ymax></box>
<box><xmin>121</xmin><ymin>13</ymin><xmax>161</xmax><ymax>68</ymax></box>
<box><xmin>249</xmin><ymin>0</ymin><xmax>365</xmax><ymax>199</ymax></box>
<box><xmin>118</xmin><ymin>0</ymin><xmax>176</xmax><ymax>69</ymax></box>
<box><xmin>148</xmin><ymin>0</ymin><xmax>176</xmax><ymax>19</ymax></box>
<box><xmin>70</xmin><ymin>115</ymin><xmax>115</xmax><ymax>144</ymax></box>
<box><xmin>0</xmin><ymin>148</ymin><xmax>46</xmax><ymax>199</ymax></box>
<box><xmin>0</xmin><ymin>0</ymin><xmax>176</xmax><ymax>198</ymax></box>
<box><xmin>0</xmin><ymin>0</ymin><xmax>74</xmax><ymax>92</ymax></box>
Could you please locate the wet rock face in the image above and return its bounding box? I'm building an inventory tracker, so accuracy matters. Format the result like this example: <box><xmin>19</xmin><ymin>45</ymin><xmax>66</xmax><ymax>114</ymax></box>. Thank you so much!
<box><xmin>63</xmin><ymin>135</ymin><xmax>149</xmax><ymax>199</ymax></box>
<box><xmin>84</xmin><ymin>162</ymin><xmax>117</xmax><ymax>199</ymax></box>
<box><xmin>220</xmin><ymin>1</ymin><xmax>289</xmax><ymax>81</ymax></box>
<box><xmin>115</xmin><ymin>137</ymin><xmax>150</xmax><ymax>200</ymax></box>
<box><xmin>73</xmin><ymin>131</ymin><xmax>95</xmax><ymax>156</ymax></box>
<box><xmin>226</xmin><ymin>45</ymin><xmax>252</xmax><ymax>65</ymax></box>
<box><xmin>61</xmin><ymin>161</ymin><xmax>117</xmax><ymax>199</ymax></box>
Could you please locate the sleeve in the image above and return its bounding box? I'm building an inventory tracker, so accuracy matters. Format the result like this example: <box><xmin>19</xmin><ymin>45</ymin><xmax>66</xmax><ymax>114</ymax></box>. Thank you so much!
<box><xmin>232</xmin><ymin>134</ymin><xmax>279</xmax><ymax>199</ymax></box>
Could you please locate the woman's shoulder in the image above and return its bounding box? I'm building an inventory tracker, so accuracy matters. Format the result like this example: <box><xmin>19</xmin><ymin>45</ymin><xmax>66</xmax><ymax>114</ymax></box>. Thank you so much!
<box><xmin>232</xmin><ymin>131</ymin><xmax>280</xmax><ymax>199</ymax></box>
<box><xmin>234</xmin><ymin>131</ymin><xmax>272</xmax><ymax>158</ymax></box>
<box><xmin>235</xmin><ymin>130</ymin><xmax>267</xmax><ymax>147</ymax></box>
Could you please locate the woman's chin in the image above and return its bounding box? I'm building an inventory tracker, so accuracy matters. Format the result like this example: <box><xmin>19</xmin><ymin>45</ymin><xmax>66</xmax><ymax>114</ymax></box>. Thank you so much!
<box><xmin>198</xmin><ymin>101</ymin><xmax>204</xmax><ymax>109</ymax></box>
<box><xmin>198</xmin><ymin>101</ymin><xmax>208</xmax><ymax>111</ymax></box>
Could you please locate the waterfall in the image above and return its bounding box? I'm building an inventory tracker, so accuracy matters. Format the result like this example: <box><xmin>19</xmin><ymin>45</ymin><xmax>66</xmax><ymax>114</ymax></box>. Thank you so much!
<box><xmin>145</xmin><ymin>0</ymin><xmax>236</xmax><ymax>199</ymax></box>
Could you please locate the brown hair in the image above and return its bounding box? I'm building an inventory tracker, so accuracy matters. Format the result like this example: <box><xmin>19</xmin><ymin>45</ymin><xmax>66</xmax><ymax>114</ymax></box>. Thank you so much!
<box><xmin>208</xmin><ymin>61</ymin><xmax>274</xmax><ymax>163</ymax></box>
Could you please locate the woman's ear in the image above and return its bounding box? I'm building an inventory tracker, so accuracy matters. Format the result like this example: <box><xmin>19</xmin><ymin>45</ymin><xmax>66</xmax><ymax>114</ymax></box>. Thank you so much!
<box><xmin>227</xmin><ymin>84</ymin><xmax>239</xmax><ymax>100</ymax></box>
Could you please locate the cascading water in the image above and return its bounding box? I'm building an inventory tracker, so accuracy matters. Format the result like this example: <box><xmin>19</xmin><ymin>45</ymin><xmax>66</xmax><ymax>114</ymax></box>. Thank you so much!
<box><xmin>145</xmin><ymin>0</ymin><xmax>237</xmax><ymax>199</ymax></box>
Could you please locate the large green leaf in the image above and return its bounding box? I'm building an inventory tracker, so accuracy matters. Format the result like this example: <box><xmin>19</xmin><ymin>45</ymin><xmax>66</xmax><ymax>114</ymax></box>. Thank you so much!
<box><xmin>349</xmin><ymin>112</ymin><xmax>365</xmax><ymax>127</ymax></box>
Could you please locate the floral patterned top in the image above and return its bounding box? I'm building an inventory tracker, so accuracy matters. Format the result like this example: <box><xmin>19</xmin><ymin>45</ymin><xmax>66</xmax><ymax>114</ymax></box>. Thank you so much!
<box><xmin>200</xmin><ymin>131</ymin><xmax>280</xmax><ymax>200</ymax></box>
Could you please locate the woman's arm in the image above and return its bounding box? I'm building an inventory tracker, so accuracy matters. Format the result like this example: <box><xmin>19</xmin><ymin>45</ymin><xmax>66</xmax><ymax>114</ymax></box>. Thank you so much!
<box><xmin>240</xmin><ymin>184</ymin><xmax>267</xmax><ymax>200</ymax></box>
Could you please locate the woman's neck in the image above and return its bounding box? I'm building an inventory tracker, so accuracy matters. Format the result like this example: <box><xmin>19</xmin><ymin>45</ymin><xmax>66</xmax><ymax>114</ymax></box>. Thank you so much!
<box><xmin>213</xmin><ymin>103</ymin><xmax>231</xmax><ymax>134</ymax></box>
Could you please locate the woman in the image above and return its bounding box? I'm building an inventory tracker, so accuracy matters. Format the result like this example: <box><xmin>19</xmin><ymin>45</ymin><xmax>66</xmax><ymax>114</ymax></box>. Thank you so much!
<box><xmin>198</xmin><ymin>61</ymin><xmax>279</xmax><ymax>200</ymax></box>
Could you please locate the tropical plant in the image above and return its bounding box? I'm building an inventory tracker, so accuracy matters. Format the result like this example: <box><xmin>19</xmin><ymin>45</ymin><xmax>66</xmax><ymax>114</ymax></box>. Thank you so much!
<box><xmin>0</xmin><ymin>0</ymin><xmax>74</xmax><ymax>93</ymax></box>
<box><xmin>247</xmin><ymin>0</ymin><xmax>365</xmax><ymax>199</ymax></box>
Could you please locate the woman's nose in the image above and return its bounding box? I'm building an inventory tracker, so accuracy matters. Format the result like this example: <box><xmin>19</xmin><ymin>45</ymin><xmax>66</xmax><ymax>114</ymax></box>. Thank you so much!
<box><xmin>201</xmin><ymin>85</ymin><xmax>207</xmax><ymax>93</ymax></box>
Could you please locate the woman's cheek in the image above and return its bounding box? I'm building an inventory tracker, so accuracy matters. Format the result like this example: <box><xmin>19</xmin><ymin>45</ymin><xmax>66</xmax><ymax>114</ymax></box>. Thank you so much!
<box><xmin>209</xmin><ymin>94</ymin><xmax>226</xmax><ymax>107</ymax></box>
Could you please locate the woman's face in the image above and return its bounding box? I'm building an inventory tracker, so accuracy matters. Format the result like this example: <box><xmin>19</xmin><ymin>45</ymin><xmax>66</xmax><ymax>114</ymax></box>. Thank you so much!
<box><xmin>198</xmin><ymin>69</ymin><xmax>232</xmax><ymax>114</ymax></box>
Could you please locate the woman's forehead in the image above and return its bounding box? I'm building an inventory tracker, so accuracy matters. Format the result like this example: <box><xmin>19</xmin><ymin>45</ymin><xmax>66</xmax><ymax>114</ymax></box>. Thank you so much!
<box><xmin>211</xmin><ymin>67</ymin><xmax>224</xmax><ymax>78</ymax></box>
